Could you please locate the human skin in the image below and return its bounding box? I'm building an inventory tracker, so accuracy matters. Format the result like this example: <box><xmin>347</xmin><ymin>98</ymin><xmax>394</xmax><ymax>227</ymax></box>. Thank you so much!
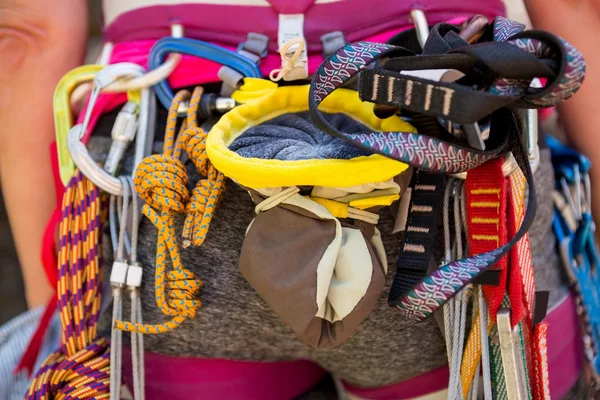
<box><xmin>0</xmin><ymin>0</ymin><xmax>88</xmax><ymax>307</ymax></box>
<box><xmin>524</xmin><ymin>0</ymin><xmax>600</xmax><ymax>226</ymax></box>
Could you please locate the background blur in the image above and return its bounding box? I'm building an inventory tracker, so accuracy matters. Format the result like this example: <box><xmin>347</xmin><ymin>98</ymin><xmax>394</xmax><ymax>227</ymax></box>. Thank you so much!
<box><xmin>0</xmin><ymin>0</ymin><xmax>531</xmax><ymax>324</ymax></box>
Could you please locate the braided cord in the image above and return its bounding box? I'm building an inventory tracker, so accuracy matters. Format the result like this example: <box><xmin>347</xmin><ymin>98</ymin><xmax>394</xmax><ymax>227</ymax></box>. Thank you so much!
<box><xmin>27</xmin><ymin>171</ymin><xmax>109</xmax><ymax>399</ymax></box>
<box><xmin>115</xmin><ymin>87</ymin><xmax>224</xmax><ymax>334</ymax></box>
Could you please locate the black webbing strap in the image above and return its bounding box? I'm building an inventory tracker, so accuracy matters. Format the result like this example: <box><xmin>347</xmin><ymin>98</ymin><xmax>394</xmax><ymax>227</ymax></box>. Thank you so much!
<box><xmin>388</xmin><ymin>172</ymin><xmax>445</xmax><ymax>305</ymax></box>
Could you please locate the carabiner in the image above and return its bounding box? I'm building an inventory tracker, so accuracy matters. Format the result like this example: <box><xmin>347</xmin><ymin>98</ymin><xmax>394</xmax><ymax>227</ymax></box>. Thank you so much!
<box><xmin>54</xmin><ymin>65</ymin><xmax>104</xmax><ymax>186</ymax></box>
<box><xmin>148</xmin><ymin>37</ymin><xmax>262</xmax><ymax>111</ymax></box>
<box><xmin>105</xmin><ymin>24</ymin><xmax>185</xmax><ymax>93</ymax></box>
<box><xmin>410</xmin><ymin>9</ymin><xmax>429</xmax><ymax>49</ymax></box>
<box><xmin>67</xmin><ymin>62</ymin><xmax>156</xmax><ymax>196</ymax></box>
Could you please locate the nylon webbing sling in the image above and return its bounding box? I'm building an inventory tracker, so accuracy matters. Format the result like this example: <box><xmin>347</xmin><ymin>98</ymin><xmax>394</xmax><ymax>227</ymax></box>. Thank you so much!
<box><xmin>388</xmin><ymin>172</ymin><xmax>444</xmax><ymax>305</ymax></box>
<box><xmin>308</xmin><ymin>18</ymin><xmax>585</xmax><ymax>321</ymax></box>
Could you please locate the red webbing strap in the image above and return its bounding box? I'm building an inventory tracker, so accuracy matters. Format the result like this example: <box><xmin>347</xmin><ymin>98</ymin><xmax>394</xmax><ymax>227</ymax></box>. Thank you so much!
<box><xmin>508</xmin><ymin>168</ymin><xmax>549</xmax><ymax>398</ymax></box>
<box><xmin>533</xmin><ymin>322</ymin><xmax>551</xmax><ymax>399</ymax></box>
<box><xmin>507</xmin><ymin>176</ymin><xmax>526</xmax><ymax>326</ymax></box>
<box><xmin>466</xmin><ymin>157</ymin><xmax>508</xmax><ymax>320</ymax></box>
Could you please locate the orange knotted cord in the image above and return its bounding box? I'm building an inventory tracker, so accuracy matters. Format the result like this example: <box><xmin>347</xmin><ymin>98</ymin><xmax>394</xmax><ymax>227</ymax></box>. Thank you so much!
<box><xmin>114</xmin><ymin>87</ymin><xmax>225</xmax><ymax>334</ymax></box>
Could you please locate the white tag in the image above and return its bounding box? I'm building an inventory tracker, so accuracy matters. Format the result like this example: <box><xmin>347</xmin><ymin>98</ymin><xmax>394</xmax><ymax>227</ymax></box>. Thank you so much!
<box><xmin>393</xmin><ymin>187</ymin><xmax>412</xmax><ymax>233</ymax></box>
<box><xmin>401</xmin><ymin>68</ymin><xmax>464</xmax><ymax>82</ymax></box>
<box><xmin>278</xmin><ymin>14</ymin><xmax>308</xmax><ymax>81</ymax></box>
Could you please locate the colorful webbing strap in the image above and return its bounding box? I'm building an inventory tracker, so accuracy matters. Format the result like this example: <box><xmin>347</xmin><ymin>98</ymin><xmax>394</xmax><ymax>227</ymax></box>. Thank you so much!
<box><xmin>308</xmin><ymin>19</ymin><xmax>585</xmax><ymax>321</ymax></box>
<box><xmin>509</xmin><ymin>169</ymin><xmax>550</xmax><ymax>399</ymax></box>
<box><xmin>26</xmin><ymin>171</ymin><xmax>110</xmax><ymax>400</ymax></box>
<box><xmin>466</xmin><ymin>157</ymin><xmax>508</xmax><ymax>321</ymax></box>
<box><xmin>114</xmin><ymin>87</ymin><xmax>225</xmax><ymax>334</ymax></box>
<box><xmin>460</xmin><ymin>158</ymin><xmax>507</xmax><ymax>397</ymax></box>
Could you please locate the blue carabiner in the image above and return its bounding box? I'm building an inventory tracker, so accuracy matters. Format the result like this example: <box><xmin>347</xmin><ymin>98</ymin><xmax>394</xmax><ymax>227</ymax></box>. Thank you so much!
<box><xmin>547</xmin><ymin>135</ymin><xmax>591</xmax><ymax>181</ymax></box>
<box><xmin>551</xmin><ymin>133</ymin><xmax>600</xmax><ymax>378</ymax></box>
<box><xmin>148</xmin><ymin>37</ymin><xmax>262</xmax><ymax>110</ymax></box>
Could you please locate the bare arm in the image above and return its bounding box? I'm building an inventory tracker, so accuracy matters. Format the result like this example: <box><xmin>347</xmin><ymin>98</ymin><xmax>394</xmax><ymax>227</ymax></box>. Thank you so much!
<box><xmin>524</xmin><ymin>0</ymin><xmax>600</xmax><ymax>218</ymax></box>
<box><xmin>0</xmin><ymin>1</ymin><xmax>88</xmax><ymax>307</ymax></box>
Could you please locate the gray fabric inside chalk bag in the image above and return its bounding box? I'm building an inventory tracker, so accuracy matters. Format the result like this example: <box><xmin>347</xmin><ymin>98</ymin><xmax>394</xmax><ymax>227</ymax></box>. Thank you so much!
<box><xmin>228</xmin><ymin>111</ymin><xmax>372</xmax><ymax>160</ymax></box>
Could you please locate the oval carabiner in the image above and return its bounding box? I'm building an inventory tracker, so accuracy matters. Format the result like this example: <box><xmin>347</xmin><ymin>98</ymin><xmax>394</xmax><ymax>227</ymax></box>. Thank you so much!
<box><xmin>148</xmin><ymin>37</ymin><xmax>262</xmax><ymax>110</ymax></box>
<box><xmin>67</xmin><ymin>62</ymin><xmax>156</xmax><ymax>196</ymax></box>
<box><xmin>54</xmin><ymin>65</ymin><xmax>104</xmax><ymax>186</ymax></box>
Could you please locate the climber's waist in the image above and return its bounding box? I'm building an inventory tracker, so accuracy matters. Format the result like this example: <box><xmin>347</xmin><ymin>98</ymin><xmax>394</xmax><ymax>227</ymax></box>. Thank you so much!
<box><xmin>345</xmin><ymin>293</ymin><xmax>582</xmax><ymax>400</ymax></box>
<box><xmin>121</xmin><ymin>293</ymin><xmax>580</xmax><ymax>400</ymax></box>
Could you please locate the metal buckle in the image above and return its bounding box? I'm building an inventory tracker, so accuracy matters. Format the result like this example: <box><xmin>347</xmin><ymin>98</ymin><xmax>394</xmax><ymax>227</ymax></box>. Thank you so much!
<box><xmin>321</xmin><ymin>31</ymin><xmax>346</xmax><ymax>58</ymax></box>
<box><xmin>237</xmin><ymin>32</ymin><xmax>269</xmax><ymax>59</ymax></box>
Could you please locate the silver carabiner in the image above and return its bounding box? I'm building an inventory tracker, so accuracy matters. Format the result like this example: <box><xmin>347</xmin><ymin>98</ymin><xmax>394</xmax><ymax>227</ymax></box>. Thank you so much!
<box><xmin>68</xmin><ymin>62</ymin><xmax>156</xmax><ymax>196</ymax></box>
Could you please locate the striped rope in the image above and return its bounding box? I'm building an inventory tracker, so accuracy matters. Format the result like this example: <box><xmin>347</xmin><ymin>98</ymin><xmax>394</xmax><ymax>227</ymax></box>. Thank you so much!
<box><xmin>26</xmin><ymin>171</ymin><xmax>109</xmax><ymax>399</ymax></box>
<box><xmin>114</xmin><ymin>87</ymin><xmax>225</xmax><ymax>334</ymax></box>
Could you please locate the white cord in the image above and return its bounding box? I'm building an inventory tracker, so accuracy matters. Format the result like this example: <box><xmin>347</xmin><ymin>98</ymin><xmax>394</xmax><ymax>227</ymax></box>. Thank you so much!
<box><xmin>255</xmin><ymin>187</ymin><xmax>300</xmax><ymax>214</ymax></box>
<box><xmin>110</xmin><ymin>177</ymin><xmax>130</xmax><ymax>400</ymax></box>
<box><xmin>126</xmin><ymin>177</ymin><xmax>145</xmax><ymax>400</ymax></box>
<box><xmin>104</xmin><ymin>54</ymin><xmax>182</xmax><ymax>92</ymax></box>
<box><xmin>479</xmin><ymin>286</ymin><xmax>493</xmax><ymax>400</ymax></box>
<box><xmin>443</xmin><ymin>178</ymin><xmax>467</xmax><ymax>400</ymax></box>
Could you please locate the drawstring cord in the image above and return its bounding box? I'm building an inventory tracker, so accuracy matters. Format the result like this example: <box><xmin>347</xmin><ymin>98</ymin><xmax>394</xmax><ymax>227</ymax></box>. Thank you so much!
<box><xmin>254</xmin><ymin>187</ymin><xmax>381</xmax><ymax>225</ymax></box>
<box><xmin>269</xmin><ymin>37</ymin><xmax>306</xmax><ymax>82</ymax></box>
<box><xmin>114</xmin><ymin>87</ymin><xmax>224</xmax><ymax>335</ymax></box>
<box><xmin>255</xmin><ymin>187</ymin><xmax>301</xmax><ymax>213</ymax></box>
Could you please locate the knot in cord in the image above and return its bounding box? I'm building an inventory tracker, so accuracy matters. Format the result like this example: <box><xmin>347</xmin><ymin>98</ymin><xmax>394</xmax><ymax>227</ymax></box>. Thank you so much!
<box><xmin>269</xmin><ymin>37</ymin><xmax>306</xmax><ymax>82</ymax></box>
<box><xmin>166</xmin><ymin>269</ymin><xmax>202</xmax><ymax>318</ymax></box>
<box><xmin>134</xmin><ymin>153</ymin><xmax>189</xmax><ymax>213</ymax></box>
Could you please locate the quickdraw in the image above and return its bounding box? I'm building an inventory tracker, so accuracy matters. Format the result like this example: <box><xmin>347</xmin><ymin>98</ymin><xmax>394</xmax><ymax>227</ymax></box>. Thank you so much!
<box><xmin>550</xmin><ymin>135</ymin><xmax>600</xmax><ymax>393</ymax></box>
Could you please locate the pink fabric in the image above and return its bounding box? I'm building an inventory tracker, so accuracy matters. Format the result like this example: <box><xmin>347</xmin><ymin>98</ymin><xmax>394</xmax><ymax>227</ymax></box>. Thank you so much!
<box><xmin>78</xmin><ymin>17</ymin><xmax>472</xmax><ymax>141</ymax></box>
<box><xmin>344</xmin><ymin>366</ymin><xmax>449</xmax><ymax>400</ymax></box>
<box><xmin>343</xmin><ymin>293</ymin><xmax>583</xmax><ymax>399</ymax></box>
<box><xmin>538</xmin><ymin>107</ymin><xmax>555</xmax><ymax>121</ymax></box>
<box><xmin>121</xmin><ymin>353</ymin><xmax>325</xmax><ymax>400</ymax></box>
<box><xmin>103</xmin><ymin>0</ymin><xmax>504</xmax><ymax>46</ymax></box>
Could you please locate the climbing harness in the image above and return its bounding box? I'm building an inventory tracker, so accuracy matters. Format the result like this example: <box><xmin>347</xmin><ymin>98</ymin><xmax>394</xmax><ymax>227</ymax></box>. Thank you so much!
<box><xmin>550</xmin><ymin>135</ymin><xmax>600</xmax><ymax>394</ymax></box>
<box><xmin>17</xmin><ymin>6</ymin><xmax>591</xmax><ymax>398</ymax></box>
